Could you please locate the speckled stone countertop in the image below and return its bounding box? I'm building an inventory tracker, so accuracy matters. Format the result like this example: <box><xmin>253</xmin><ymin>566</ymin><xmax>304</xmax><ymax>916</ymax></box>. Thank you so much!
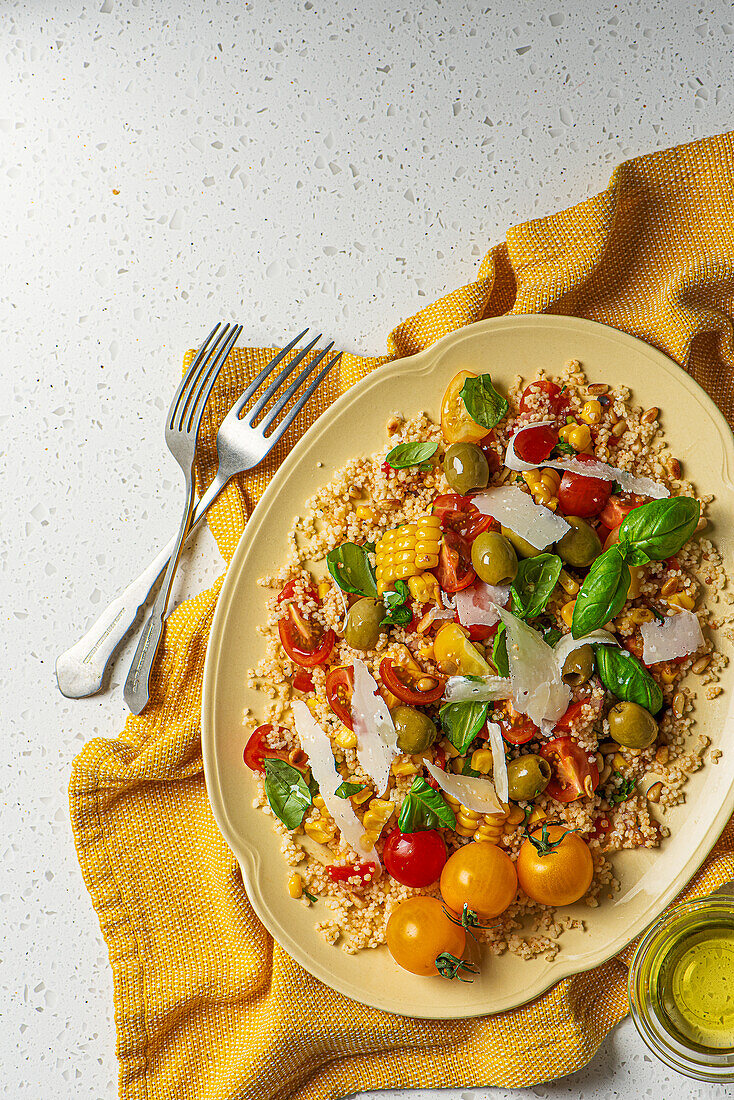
<box><xmin>3</xmin><ymin>1</ymin><xmax>733</xmax><ymax>1096</ymax></box>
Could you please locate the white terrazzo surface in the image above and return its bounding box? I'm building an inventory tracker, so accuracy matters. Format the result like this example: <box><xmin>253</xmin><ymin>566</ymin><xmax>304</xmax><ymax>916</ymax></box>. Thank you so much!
<box><xmin>2</xmin><ymin>1</ymin><xmax>733</xmax><ymax>1096</ymax></box>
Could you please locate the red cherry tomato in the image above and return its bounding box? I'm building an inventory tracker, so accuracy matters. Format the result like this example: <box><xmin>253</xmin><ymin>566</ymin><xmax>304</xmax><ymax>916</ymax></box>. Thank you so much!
<box><xmin>590</xmin><ymin>814</ymin><xmax>612</xmax><ymax>842</ymax></box>
<box><xmin>243</xmin><ymin>725</ymin><xmax>294</xmax><ymax>771</ymax></box>
<box><xmin>519</xmin><ymin>381</ymin><xmax>569</xmax><ymax>416</ymax></box>
<box><xmin>278</xmin><ymin>578</ymin><xmax>318</xmax><ymax>605</ymax></box>
<box><xmin>292</xmin><ymin>669</ymin><xmax>314</xmax><ymax>693</ymax></box>
<box><xmin>553</xmin><ymin>699</ymin><xmax>586</xmax><ymax>733</ymax></box>
<box><xmin>433</xmin><ymin>529</ymin><xmax>476</xmax><ymax>593</ymax></box>
<box><xmin>540</xmin><ymin>735</ymin><xmax>600</xmax><ymax>803</ymax></box>
<box><xmin>426</xmin><ymin>747</ymin><xmax>447</xmax><ymax>789</ymax></box>
<box><xmin>558</xmin><ymin>454</ymin><xmax>613</xmax><ymax>518</ymax></box>
<box><xmin>477</xmin><ymin>431</ymin><xmax>503</xmax><ymax>474</ymax></box>
<box><xmin>498</xmin><ymin>713</ymin><xmax>539</xmax><ymax>745</ymax></box>
<box><xmin>278</xmin><ymin>612</ymin><xmax>335</xmax><ymax>667</ymax></box>
<box><xmin>379</xmin><ymin>658</ymin><xmax>446</xmax><ymax>705</ymax></box>
<box><xmin>599</xmin><ymin>494</ymin><xmax>644</xmax><ymax>529</ymax></box>
<box><xmin>513</xmin><ymin>424</ymin><xmax>558</xmax><ymax>465</ymax></box>
<box><xmin>453</xmin><ymin>613</ymin><xmax>498</xmax><ymax>642</ymax></box>
<box><xmin>383</xmin><ymin>828</ymin><xmax>447</xmax><ymax>888</ymax></box>
<box><xmin>432</xmin><ymin>494</ymin><xmax>495</xmax><ymax>542</ymax></box>
<box><xmin>326</xmin><ymin>862</ymin><xmax>377</xmax><ymax>884</ymax></box>
<box><xmin>326</xmin><ymin>666</ymin><xmax>354</xmax><ymax>729</ymax></box>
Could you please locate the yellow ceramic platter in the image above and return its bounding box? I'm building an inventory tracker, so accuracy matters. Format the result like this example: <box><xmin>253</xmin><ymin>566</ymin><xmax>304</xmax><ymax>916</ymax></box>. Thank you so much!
<box><xmin>202</xmin><ymin>315</ymin><xmax>734</xmax><ymax>1018</ymax></box>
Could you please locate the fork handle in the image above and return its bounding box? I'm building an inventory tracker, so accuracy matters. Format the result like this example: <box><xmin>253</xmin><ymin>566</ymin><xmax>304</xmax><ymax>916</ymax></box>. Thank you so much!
<box><xmin>55</xmin><ymin>472</ymin><xmax>227</xmax><ymax>699</ymax></box>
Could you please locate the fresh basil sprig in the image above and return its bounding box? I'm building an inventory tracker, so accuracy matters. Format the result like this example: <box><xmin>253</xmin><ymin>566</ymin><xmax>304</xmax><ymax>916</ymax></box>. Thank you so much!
<box><xmin>398</xmin><ymin>776</ymin><xmax>456</xmax><ymax>832</ymax></box>
<box><xmin>459</xmin><ymin>374</ymin><xmax>508</xmax><ymax>430</ymax></box>
<box><xmin>619</xmin><ymin>496</ymin><xmax>700</xmax><ymax>562</ymax></box>
<box><xmin>334</xmin><ymin>781</ymin><xmax>366</xmax><ymax>799</ymax></box>
<box><xmin>264</xmin><ymin>759</ymin><xmax>318</xmax><ymax>829</ymax></box>
<box><xmin>380</xmin><ymin>579</ymin><xmax>412</xmax><ymax>627</ymax></box>
<box><xmin>571</xmin><ymin>545</ymin><xmax>631</xmax><ymax>638</ymax></box>
<box><xmin>511</xmin><ymin>553</ymin><xmax>563</xmax><ymax>620</ymax></box>
<box><xmin>492</xmin><ymin>623</ymin><xmax>509</xmax><ymax>677</ymax></box>
<box><xmin>439</xmin><ymin>700</ymin><xmax>489</xmax><ymax>754</ymax></box>
<box><xmin>326</xmin><ymin>542</ymin><xmax>378</xmax><ymax>598</ymax></box>
<box><xmin>385</xmin><ymin>440</ymin><xmax>438</xmax><ymax>470</ymax></box>
<box><xmin>594</xmin><ymin>645</ymin><xmax>663</xmax><ymax>714</ymax></box>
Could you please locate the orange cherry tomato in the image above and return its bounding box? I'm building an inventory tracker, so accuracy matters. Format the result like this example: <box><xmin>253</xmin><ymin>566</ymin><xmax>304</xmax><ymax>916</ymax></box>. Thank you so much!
<box><xmin>386</xmin><ymin>896</ymin><xmax>466</xmax><ymax>977</ymax></box>
<box><xmin>517</xmin><ymin>825</ymin><xmax>594</xmax><ymax>906</ymax></box>
<box><xmin>439</xmin><ymin>840</ymin><xmax>518</xmax><ymax>919</ymax></box>
<box><xmin>440</xmin><ymin>370</ymin><xmax>487</xmax><ymax>444</ymax></box>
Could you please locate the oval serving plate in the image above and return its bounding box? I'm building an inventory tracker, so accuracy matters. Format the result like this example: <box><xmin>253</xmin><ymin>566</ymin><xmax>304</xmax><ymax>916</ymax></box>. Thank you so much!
<box><xmin>202</xmin><ymin>314</ymin><xmax>734</xmax><ymax>1018</ymax></box>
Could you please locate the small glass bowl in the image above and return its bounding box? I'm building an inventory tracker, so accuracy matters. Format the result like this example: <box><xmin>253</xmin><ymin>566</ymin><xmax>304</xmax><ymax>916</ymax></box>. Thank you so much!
<box><xmin>628</xmin><ymin>891</ymin><xmax>734</xmax><ymax>1083</ymax></box>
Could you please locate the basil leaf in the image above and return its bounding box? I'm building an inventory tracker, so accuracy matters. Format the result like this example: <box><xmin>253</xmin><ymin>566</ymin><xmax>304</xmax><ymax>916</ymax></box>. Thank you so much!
<box><xmin>459</xmin><ymin>374</ymin><xmax>509</xmax><ymax>430</ymax></box>
<box><xmin>608</xmin><ymin>771</ymin><xmax>635</xmax><ymax>805</ymax></box>
<box><xmin>595</xmin><ymin>645</ymin><xmax>663</xmax><ymax>714</ymax></box>
<box><xmin>621</xmin><ymin>545</ymin><xmax>652</xmax><ymax>567</ymax></box>
<box><xmin>380</xmin><ymin>579</ymin><xmax>412</xmax><ymax>627</ymax></box>
<box><xmin>541</xmin><ymin>624</ymin><xmax>563</xmax><ymax>647</ymax></box>
<box><xmin>492</xmin><ymin>623</ymin><xmax>509</xmax><ymax>677</ymax></box>
<box><xmin>571</xmin><ymin>545</ymin><xmax>630</xmax><ymax>638</ymax></box>
<box><xmin>619</xmin><ymin>497</ymin><xmax>700</xmax><ymax>562</ymax></box>
<box><xmin>326</xmin><ymin>542</ymin><xmax>378</xmax><ymax>598</ymax></box>
<box><xmin>398</xmin><ymin>776</ymin><xmax>456</xmax><ymax>832</ymax></box>
<box><xmin>439</xmin><ymin>700</ymin><xmax>489</xmax><ymax>754</ymax></box>
<box><xmin>385</xmin><ymin>440</ymin><xmax>438</xmax><ymax>469</ymax></box>
<box><xmin>334</xmin><ymin>781</ymin><xmax>366</xmax><ymax>798</ymax></box>
<box><xmin>511</xmin><ymin>553</ymin><xmax>563</xmax><ymax>620</ymax></box>
<box><xmin>264</xmin><ymin>759</ymin><xmax>315</xmax><ymax>829</ymax></box>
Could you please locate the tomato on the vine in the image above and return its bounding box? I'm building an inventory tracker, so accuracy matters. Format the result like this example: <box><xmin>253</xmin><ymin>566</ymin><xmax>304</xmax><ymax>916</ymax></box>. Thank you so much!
<box><xmin>512</xmin><ymin>424</ymin><xmax>558</xmax><ymax>465</ymax></box>
<box><xmin>517</xmin><ymin>825</ymin><xmax>594</xmax><ymax>906</ymax></box>
<box><xmin>383</xmin><ymin>828</ymin><xmax>447</xmax><ymax>888</ymax></box>
<box><xmin>557</xmin><ymin>454</ymin><xmax>613</xmax><ymax>518</ymax></box>
<box><xmin>440</xmin><ymin>840</ymin><xmax>517</xmax><ymax>919</ymax></box>
<box><xmin>386</xmin><ymin>897</ymin><xmax>467</xmax><ymax>977</ymax></box>
<box><xmin>432</xmin><ymin>493</ymin><xmax>495</xmax><ymax>542</ymax></box>
<box><xmin>540</xmin><ymin>735</ymin><xmax>599</xmax><ymax>803</ymax></box>
<box><xmin>433</xmin><ymin>529</ymin><xmax>475</xmax><ymax>593</ymax></box>
<box><xmin>379</xmin><ymin>658</ymin><xmax>446</xmax><ymax>705</ymax></box>
<box><xmin>326</xmin><ymin>666</ymin><xmax>354</xmax><ymax>728</ymax></box>
<box><xmin>243</xmin><ymin>725</ymin><xmax>297</xmax><ymax>772</ymax></box>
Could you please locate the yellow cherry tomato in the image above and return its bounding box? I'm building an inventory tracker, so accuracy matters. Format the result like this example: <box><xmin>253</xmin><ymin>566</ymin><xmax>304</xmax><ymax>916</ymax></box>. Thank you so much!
<box><xmin>433</xmin><ymin>622</ymin><xmax>491</xmax><ymax>677</ymax></box>
<box><xmin>517</xmin><ymin>825</ymin><xmax>593</xmax><ymax>906</ymax></box>
<box><xmin>386</xmin><ymin>896</ymin><xmax>466</xmax><ymax>977</ymax></box>
<box><xmin>441</xmin><ymin>370</ymin><xmax>487</xmax><ymax>444</ymax></box>
<box><xmin>440</xmin><ymin>841</ymin><xmax>518</xmax><ymax>920</ymax></box>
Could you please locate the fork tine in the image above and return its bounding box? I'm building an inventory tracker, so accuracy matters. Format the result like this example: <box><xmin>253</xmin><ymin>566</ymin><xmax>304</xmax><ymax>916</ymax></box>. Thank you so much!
<box><xmin>259</xmin><ymin>340</ymin><xmax>335</xmax><ymax>433</ymax></box>
<box><xmin>266</xmin><ymin>351</ymin><xmax>342</xmax><ymax>443</ymax></box>
<box><xmin>174</xmin><ymin>323</ymin><xmax>231</xmax><ymax>430</ymax></box>
<box><xmin>167</xmin><ymin>322</ymin><xmax>224</xmax><ymax>430</ymax></box>
<box><xmin>183</xmin><ymin>324</ymin><xmax>243</xmax><ymax>434</ymax></box>
<box><xmin>247</xmin><ymin>332</ymin><xmax>323</xmax><ymax>422</ymax></box>
<box><xmin>230</xmin><ymin>328</ymin><xmax>310</xmax><ymax>417</ymax></box>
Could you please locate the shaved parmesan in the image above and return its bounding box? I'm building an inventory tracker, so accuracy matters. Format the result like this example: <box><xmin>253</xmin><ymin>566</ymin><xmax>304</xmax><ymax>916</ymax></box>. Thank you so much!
<box><xmin>292</xmin><ymin>701</ymin><xmax>376</xmax><ymax>863</ymax></box>
<box><xmin>351</xmin><ymin>658</ymin><xmax>398</xmax><ymax>797</ymax></box>
<box><xmin>641</xmin><ymin>611</ymin><xmax>704</xmax><ymax>665</ymax></box>
<box><xmin>486</xmin><ymin>721</ymin><xmax>508</xmax><ymax>805</ymax></box>
<box><xmin>425</xmin><ymin>761</ymin><xmax>502</xmax><ymax>814</ymax></box>
<box><xmin>553</xmin><ymin>629</ymin><xmax>618</xmax><ymax>669</ymax></box>
<box><xmin>504</xmin><ymin>422</ymin><xmax>557</xmax><ymax>473</ymax></box>
<box><xmin>473</xmin><ymin>485</ymin><xmax>570</xmax><ymax>549</ymax></box>
<box><xmin>455</xmin><ymin>580</ymin><xmax>510</xmax><ymax>629</ymax></box>
<box><xmin>497</xmin><ymin>608</ymin><xmax>571</xmax><ymax>734</ymax></box>
<box><xmin>444</xmin><ymin>675</ymin><xmax>513</xmax><ymax>703</ymax></box>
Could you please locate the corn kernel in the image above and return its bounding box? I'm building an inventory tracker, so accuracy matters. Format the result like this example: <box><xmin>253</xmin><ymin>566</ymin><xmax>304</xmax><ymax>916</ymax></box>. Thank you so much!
<box><xmin>580</xmin><ymin>399</ymin><xmax>602</xmax><ymax>425</ymax></box>
<box><xmin>569</xmin><ymin>424</ymin><xmax>592</xmax><ymax>451</ymax></box>
<box><xmin>288</xmin><ymin>873</ymin><xmax>303</xmax><ymax>899</ymax></box>
<box><xmin>360</xmin><ymin>832</ymin><xmax>375</xmax><ymax>850</ymax></box>
<box><xmin>559</xmin><ymin>424</ymin><xmax>575</xmax><ymax>443</ymax></box>
<box><xmin>408</xmin><ymin>572</ymin><xmax>440</xmax><ymax>604</ymax></box>
<box><xmin>561</xmin><ymin>600</ymin><xmax>576</xmax><ymax>628</ymax></box>
<box><xmin>612</xmin><ymin>752</ymin><xmax>626</xmax><ymax>770</ymax></box>
<box><xmin>541</xmin><ymin>468</ymin><xmax>561</xmax><ymax>490</ymax></box>
<box><xmin>351</xmin><ymin>786</ymin><xmax>373</xmax><ymax>805</ymax></box>
<box><xmin>312</xmin><ymin>795</ymin><xmax>326</xmax><ymax>810</ymax></box>
<box><xmin>335</xmin><ymin>727</ymin><xmax>357</xmax><ymax>750</ymax></box>
<box><xmin>391</xmin><ymin>757</ymin><xmax>418</xmax><ymax>776</ymax></box>
<box><xmin>668</xmin><ymin>592</ymin><xmax>696</xmax><ymax>610</ymax></box>
<box><xmin>317</xmin><ymin>581</ymin><xmax>331</xmax><ymax>601</ymax></box>
<box><xmin>558</xmin><ymin>568</ymin><xmax>579</xmax><ymax>596</ymax></box>
<box><xmin>470</xmin><ymin>748</ymin><xmax>494</xmax><ymax>774</ymax></box>
<box><xmin>527</xmin><ymin>807</ymin><xmax>546</xmax><ymax>825</ymax></box>
<box><xmin>533</xmin><ymin>484</ymin><xmax>554</xmax><ymax>506</ymax></box>
<box><xmin>522</xmin><ymin>471</ymin><xmax>543</xmax><ymax>490</ymax></box>
<box><xmin>355</xmin><ymin>504</ymin><xmax>375</xmax><ymax>521</ymax></box>
<box><xmin>304</xmin><ymin>818</ymin><xmax>336</xmax><ymax>843</ymax></box>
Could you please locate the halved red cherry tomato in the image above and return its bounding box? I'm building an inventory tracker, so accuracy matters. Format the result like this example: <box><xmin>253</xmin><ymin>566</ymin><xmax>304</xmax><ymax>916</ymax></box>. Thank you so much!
<box><xmin>326</xmin><ymin>666</ymin><xmax>354</xmax><ymax>729</ymax></box>
<box><xmin>519</xmin><ymin>381</ymin><xmax>569</xmax><ymax>416</ymax></box>
<box><xmin>243</xmin><ymin>725</ymin><xmax>293</xmax><ymax>771</ymax></box>
<box><xmin>599</xmin><ymin>494</ymin><xmax>644</xmax><ymax>529</ymax></box>
<box><xmin>279</xmin><ymin>611</ymin><xmax>335</xmax><ymax>667</ymax></box>
<box><xmin>326</xmin><ymin>861</ymin><xmax>377</xmax><ymax>884</ymax></box>
<box><xmin>453</xmin><ymin>612</ymin><xmax>498</xmax><ymax>643</ymax></box>
<box><xmin>278</xmin><ymin>578</ymin><xmax>318</xmax><ymax>605</ymax></box>
<box><xmin>432</xmin><ymin>494</ymin><xmax>495</xmax><ymax>542</ymax></box>
<box><xmin>292</xmin><ymin>669</ymin><xmax>314</xmax><ymax>693</ymax></box>
<box><xmin>477</xmin><ymin>431</ymin><xmax>502</xmax><ymax>474</ymax></box>
<box><xmin>383</xmin><ymin>828</ymin><xmax>447</xmax><ymax>887</ymax></box>
<box><xmin>553</xmin><ymin>699</ymin><xmax>586</xmax><ymax>733</ymax></box>
<box><xmin>557</xmin><ymin>454</ymin><xmax>613</xmax><ymax>518</ymax></box>
<box><xmin>590</xmin><ymin>814</ymin><xmax>612</xmax><ymax>843</ymax></box>
<box><xmin>433</xmin><ymin>529</ymin><xmax>476</xmax><ymax>593</ymax></box>
<box><xmin>540</xmin><ymin>735</ymin><xmax>600</xmax><ymax>803</ymax></box>
<box><xmin>513</xmin><ymin>424</ymin><xmax>558</xmax><ymax>465</ymax></box>
<box><xmin>498</xmin><ymin>713</ymin><xmax>539</xmax><ymax>745</ymax></box>
<box><xmin>426</xmin><ymin>747</ymin><xmax>447</xmax><ymax>789</ymax></box>
<box><xmin>379</xmin><ymin>658</ymin><xmax>446</xmax><ymax>705</ymax></box>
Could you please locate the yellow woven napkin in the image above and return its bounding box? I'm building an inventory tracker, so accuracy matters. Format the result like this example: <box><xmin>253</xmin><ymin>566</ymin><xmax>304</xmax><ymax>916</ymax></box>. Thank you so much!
<box><xmin>71</xmin><ymin>131</ymin><xmax>734</xmax><ymax>1100</ymax></box>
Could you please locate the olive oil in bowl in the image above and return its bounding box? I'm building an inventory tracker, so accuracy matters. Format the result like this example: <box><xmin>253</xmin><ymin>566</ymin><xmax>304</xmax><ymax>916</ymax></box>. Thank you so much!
<box><xmin>629</xmin><ymin>893</ymin><xmax>734</xmax><ymax>1082</ymax></box>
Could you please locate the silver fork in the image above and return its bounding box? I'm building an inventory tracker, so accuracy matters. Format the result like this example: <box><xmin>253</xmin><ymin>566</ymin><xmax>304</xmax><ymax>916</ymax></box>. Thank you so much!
<box><xmin>123</xmin><ymin>322</ymin><xmax>243</xmax><ymax>713</ymax></box>
<box><xmin>55</xmin><ymin>328</ymin><xmax>342</xmax><ymax>702</ymax></box>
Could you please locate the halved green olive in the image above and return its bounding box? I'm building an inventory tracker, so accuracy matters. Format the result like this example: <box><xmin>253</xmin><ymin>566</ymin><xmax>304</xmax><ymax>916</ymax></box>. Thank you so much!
<box><xmin>608</xmin><ymin>701</ymin><xmax>658</xmax><ymax>749</ymax></box>
<box><xmin>500</xmin><ymin>525</ymin><xmax>552</xmax><ymax>559</ymax></box>
<box><xmin>443</xmin><ymin>442</ymin><xmax>490</xmax><ymax>495</ymax></box>
<box><xmin>556</xmin><ymin>517</ymin><xmax>602</xmax><ymax>568</ymax></box>
<box><xmin>344</xmin><ymin>598</ymin><xmax>385</xmax><ymax>651</ymax></box>
<box><xmin>562</xmin><ymin>644</ymin><xmax>595</xmax><ymax>687</ymax></box>
<box><xmin>471</xmin><ymin>531</ymin><xmax>518</xmax><ymax>586</ymax></box>
<box><xmin>392</xmin><ymin>706</ymin><xmax>437</xmax><ymax>754</ymax></box>
<box><xmin>507</xmin><ymin>754</ymin><xmax>552</xmax><ymax>801</ymax></box>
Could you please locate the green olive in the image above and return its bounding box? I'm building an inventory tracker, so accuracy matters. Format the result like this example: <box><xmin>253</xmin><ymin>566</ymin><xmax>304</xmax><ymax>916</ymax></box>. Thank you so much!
<box><xmin>344</xmin><ymin>598</ymin><xmax>385</xmax><ymax>651</ymax></box>
<box><xmin>507</xmin><ymin>754</ymin><xmax>552</xmax><ymax>801</ymax></box>
<box><xmin>500</xmin><ymin>525</ymin><xmax>552</xmax><ymax>559</ymax></box>
<box><xmin>471</xmin><ymin>531</ymin><xmax>518</xmax><ymax>586</ymax></box>
<box><xmin>556</xmin><ymin>516</ymin><xmax>602</xmax><ymax>568</ymax></box>
<box><xmin>608</xmin><ymin>701</ymin><xmax>658</xmax><ymax>749</ymax></box>
<box><xmin>443</xmin><ymin>442</ymin><xmax>490</xmax><ymax>495</ymax></box>
<box><xmin>562</xmin><ymin>644</ymin><xmax>596</xmax><ymax>687</ymax></box>
<box><xmin>392</xmin><ymin>706</ymin><xmax>437</xmax><ymax>754</ymax></box>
